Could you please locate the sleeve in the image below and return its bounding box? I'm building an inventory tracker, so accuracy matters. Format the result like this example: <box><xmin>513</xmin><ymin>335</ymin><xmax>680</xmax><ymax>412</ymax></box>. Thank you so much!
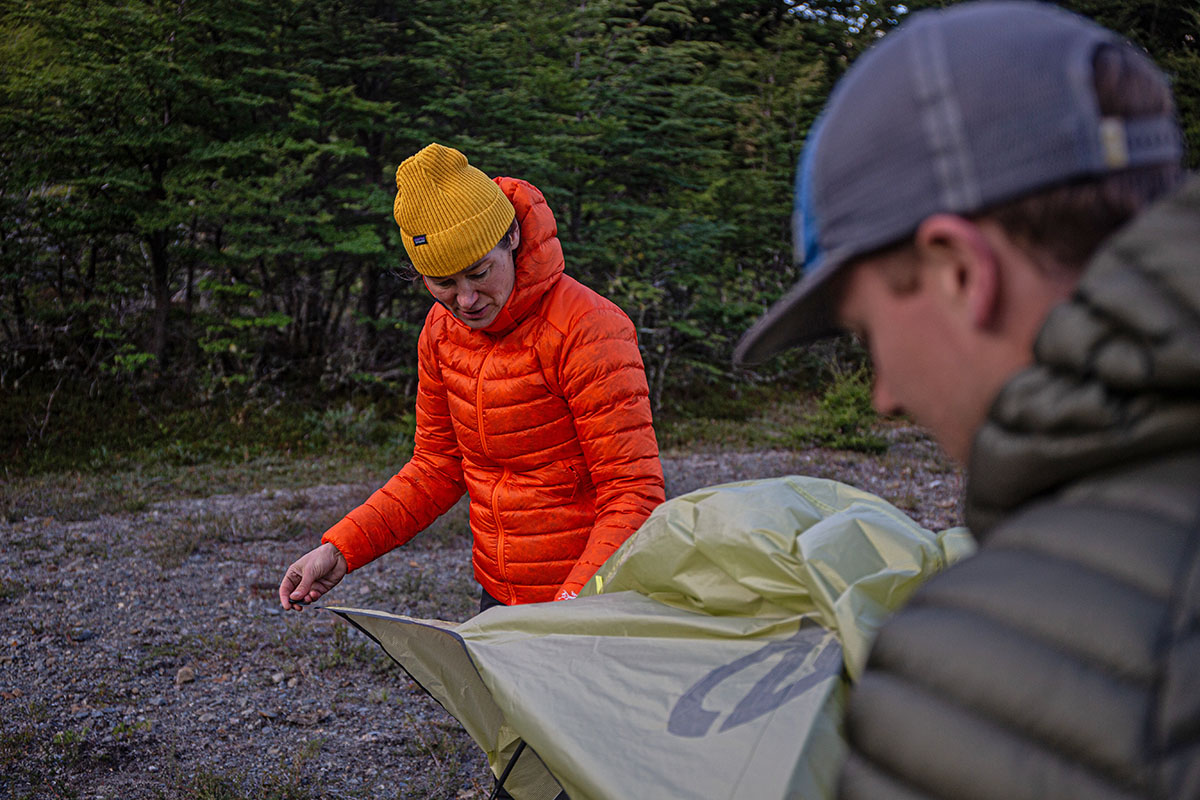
<box><xmin>321</xmin><ymin>318</ymin><xmax>467</xmax><ymax>572</ymax></box>
<box><xmin>554</xmin><ymin>306</ymin><xmax>665</xmax><ymax>599</ymax></box>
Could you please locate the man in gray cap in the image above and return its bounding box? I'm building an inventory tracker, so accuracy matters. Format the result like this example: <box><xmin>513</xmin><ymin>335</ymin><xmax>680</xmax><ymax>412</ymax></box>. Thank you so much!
<box><xmin>735</xmin><ymin>1</ymin><xmax>1198</xmax><ymax>797</ymax></box>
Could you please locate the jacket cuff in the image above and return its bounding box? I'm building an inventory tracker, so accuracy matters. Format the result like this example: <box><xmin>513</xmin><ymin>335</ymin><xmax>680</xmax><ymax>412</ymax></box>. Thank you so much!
<box><xmin>555</xmin><ymin>570</ymin><xmax>590</xmax><ymax>600</ymax></box>
<box><xmin>321</xmin><ymin>517</ymin><xmax>367</xmax><ymax>572</ymax></box>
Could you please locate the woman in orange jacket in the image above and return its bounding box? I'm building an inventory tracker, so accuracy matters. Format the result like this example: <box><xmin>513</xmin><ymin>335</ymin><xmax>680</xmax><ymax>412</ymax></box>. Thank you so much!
<box><xmin>278</xmin><ymin>143</ymin><xmax>665</xmax><ymax>611</ymax></box>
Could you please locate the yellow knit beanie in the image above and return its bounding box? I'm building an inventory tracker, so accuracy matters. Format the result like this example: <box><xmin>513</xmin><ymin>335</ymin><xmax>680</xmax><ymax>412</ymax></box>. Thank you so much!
<box><xmin>393</xmin><ymin>143</ymin><xmax>516</xmax><ymax>277</ymax></box>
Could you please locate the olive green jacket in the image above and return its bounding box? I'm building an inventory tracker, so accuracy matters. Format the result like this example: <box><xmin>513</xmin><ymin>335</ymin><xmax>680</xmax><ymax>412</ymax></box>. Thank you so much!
<box><xmin>841</xmin><ymin>175</ymin><xmax>1200</xmax><ymax>799</ymax></box>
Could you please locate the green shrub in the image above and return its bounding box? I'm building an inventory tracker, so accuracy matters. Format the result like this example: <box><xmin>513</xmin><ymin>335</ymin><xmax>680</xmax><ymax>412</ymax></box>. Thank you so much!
<box><xmin>789</xmin><ymin>368</ymin><xmax>888</xmax><ymax>453</ymax></box>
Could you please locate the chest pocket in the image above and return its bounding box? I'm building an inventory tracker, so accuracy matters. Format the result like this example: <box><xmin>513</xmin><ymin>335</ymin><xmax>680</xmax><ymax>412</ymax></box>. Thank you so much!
<box><xmin>507</xmin><ymin>459</ymin><xmax>588</xmax><ymax>507</ymax></box>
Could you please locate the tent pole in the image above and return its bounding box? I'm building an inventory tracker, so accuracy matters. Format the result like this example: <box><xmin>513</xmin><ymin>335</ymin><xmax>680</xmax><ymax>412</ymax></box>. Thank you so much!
<box><xmin>488</xmin><ymin>739</ymin><xmax>528</xmax><ymax>800</ymax></box>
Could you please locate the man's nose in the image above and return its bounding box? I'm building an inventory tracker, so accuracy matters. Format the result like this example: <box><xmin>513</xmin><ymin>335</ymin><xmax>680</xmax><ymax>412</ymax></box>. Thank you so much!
<box><xmin>455</xmin><ymin>282</ymin><xmax>478</xmax><ymax>307</ymax></box>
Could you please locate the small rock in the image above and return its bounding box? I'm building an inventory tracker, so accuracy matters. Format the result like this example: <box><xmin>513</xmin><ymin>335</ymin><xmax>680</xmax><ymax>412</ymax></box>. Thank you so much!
<box><xmin>285</xmin><ymin>711</ymin><xmax>319</xmax><ymax>726</ymax></box>
<box><xmin>270</xmin><ymin>671</ymin><xmax>284</xmax><ymax>684</ymax></box>
<box><xmin>286</xmin><ymin>676</ymin><xmax>298</xmax><ymax>688</ymax></box>
<box><xmin>199</xmin><ymin>712</ymin><xmax>216</xmax><ymax>723</ymax></box>
<box><xmin>175</xmin><ymin>666</ymin><xmax>196</xmax><ymax>686</ymax></box>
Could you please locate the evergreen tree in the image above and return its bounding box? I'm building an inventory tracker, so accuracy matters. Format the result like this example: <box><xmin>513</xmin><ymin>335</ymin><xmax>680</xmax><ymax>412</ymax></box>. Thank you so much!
<box><xmin>1</xmin><ymin>0</ymin><xmax>1195</xmax><ymax>426</ymax></box>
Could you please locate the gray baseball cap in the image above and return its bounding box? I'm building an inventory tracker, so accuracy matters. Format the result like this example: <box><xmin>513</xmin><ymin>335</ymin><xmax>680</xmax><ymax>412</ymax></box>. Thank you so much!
<box><xmin>734</xmin><ymin>0</ymin><xmax>1183</xmax><ymax>365</ymax></box>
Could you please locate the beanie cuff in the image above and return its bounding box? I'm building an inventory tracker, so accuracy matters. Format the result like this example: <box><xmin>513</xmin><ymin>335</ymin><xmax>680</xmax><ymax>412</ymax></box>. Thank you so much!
<box><xmin>402</xmin><ymin>194</ymin><xmax>515</xmax><ymax>277</ymax></box>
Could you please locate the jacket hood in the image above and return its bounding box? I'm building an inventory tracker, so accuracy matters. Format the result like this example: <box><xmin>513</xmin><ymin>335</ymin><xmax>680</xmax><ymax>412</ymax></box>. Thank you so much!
<box><xmin>966</xmin><ymin>174</ymin><xmax>1200</xmax><ymax>535</ymax></box>
<box><xmin>424</xmin><ymin>176</ymin><xmax>564</xmax><ymax>336</ymax></box>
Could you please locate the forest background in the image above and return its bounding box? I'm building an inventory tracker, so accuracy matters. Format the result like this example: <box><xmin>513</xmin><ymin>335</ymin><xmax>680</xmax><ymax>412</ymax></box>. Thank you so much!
<box><xmin>2</xmin><ymin>0</ymin><xmax>1198</xmax><ymax>483</ymax></box>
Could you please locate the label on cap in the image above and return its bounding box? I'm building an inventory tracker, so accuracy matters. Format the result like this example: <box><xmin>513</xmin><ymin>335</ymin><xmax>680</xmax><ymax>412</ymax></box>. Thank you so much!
<box><xmin>1099</xmin><ymin>118</ymin><xmax>1129</xmax><ymax>169</ymax></box>
<box><xmin>413</xmin><ymin>234</ymin><xmax>427</xmax><ymax>246</ymax></box>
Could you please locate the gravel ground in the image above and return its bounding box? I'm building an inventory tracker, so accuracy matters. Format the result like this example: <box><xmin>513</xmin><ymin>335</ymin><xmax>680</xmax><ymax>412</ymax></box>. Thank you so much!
<box><xmin>0</xmin><ymin>429</ymin><xmax>962</xmax><ymax>800</ymax></box>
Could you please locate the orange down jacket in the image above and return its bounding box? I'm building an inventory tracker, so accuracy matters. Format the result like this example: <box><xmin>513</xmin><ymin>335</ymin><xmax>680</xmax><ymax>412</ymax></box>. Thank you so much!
<box><xmin>322</xmin><ymin>177</ymin><xmax>665</xmax><ymax>604</ymax></box>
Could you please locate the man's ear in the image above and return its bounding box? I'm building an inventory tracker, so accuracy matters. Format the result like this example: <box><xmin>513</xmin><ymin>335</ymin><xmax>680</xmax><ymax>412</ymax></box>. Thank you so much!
<box><xmin>509</xmin><ymin>221</ymin><xmax>521</xmax><ymax>252</ymax></box>
<box><xmin>913</xmin><ymin>214</ymin><xmax>1000</xmax><ymax>330</ymax></box>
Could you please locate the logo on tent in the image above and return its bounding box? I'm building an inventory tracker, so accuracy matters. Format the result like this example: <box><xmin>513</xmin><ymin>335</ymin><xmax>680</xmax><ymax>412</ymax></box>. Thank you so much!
<box><xmin>667</xmin><ymin>620</ymin><xmax>842</xmax><ymax>738</ymax></box>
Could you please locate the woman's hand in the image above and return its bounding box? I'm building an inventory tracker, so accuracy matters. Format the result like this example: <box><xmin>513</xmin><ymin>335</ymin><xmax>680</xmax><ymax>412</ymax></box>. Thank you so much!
<box><xmin>278</xmin><ymin>542</ymin><xmax>348</xmax><ymax>610</ymax></box>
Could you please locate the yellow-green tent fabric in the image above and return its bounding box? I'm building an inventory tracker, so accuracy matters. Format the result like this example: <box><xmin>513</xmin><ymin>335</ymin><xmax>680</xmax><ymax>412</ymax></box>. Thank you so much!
<box><xmin>330</xmin><ymin>476</ymin><xmax>974</xmax><ymax>800</ymax></box>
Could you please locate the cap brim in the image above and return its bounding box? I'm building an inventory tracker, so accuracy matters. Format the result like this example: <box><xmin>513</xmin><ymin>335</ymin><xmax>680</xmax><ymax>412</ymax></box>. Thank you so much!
<box><xmin>733</xmin><ymin>259</ymin><xmax>845</xmax><ymax>366</ymax></box>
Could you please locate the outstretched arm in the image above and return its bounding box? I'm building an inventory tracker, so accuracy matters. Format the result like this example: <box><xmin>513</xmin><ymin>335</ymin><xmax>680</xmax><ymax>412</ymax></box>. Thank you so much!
<box><xmin>319</xmin><ymin>321</ymin><xmax>467</xmax><ymax>571</ymax></box>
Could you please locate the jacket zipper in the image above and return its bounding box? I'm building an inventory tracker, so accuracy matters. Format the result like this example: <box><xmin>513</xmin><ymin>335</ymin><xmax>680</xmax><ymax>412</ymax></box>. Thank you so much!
<box><xmin>477</xmin><ymin>343</ymin><xmax>511</xmax><ymax>601</ymax></box>
<box><xmin>567</xmin><ymin>464</ymin><xmax>580</xmax><ymax>500</ymax></box>
<box><xmin>476</xmin><ymin>343</ymin><xmax>495</xmax><ymax>459</ymax></box>
<box><xmin>492</xmin><ymin>468</ymin><xmax>511</xmax><ymax>599</ymax></box>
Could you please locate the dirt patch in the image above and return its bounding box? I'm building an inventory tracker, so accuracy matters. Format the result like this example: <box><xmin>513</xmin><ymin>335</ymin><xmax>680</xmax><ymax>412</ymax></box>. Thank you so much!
<box><xmin>0</xmin><ymin>430</ymin><xmax>962</xmax><ymax>799</ymax></box>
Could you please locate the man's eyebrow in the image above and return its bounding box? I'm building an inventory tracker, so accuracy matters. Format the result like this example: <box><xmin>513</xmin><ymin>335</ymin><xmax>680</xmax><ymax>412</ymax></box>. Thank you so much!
<box><xmin>464</xmin><ymin>254</ymin><xmax>491</xmax><ymax>272</ymax></box>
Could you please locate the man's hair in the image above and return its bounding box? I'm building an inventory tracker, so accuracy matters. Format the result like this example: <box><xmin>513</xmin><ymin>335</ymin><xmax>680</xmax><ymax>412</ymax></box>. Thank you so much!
<box><xmin>497</xmin><ymin>216</ymin><xmax>520</xmax><ymax>252</ymax></box>
<box><xmin>866</xmin><ymin>42</ymin><xmax>1183</xmax><ymax>294</ymax></box>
